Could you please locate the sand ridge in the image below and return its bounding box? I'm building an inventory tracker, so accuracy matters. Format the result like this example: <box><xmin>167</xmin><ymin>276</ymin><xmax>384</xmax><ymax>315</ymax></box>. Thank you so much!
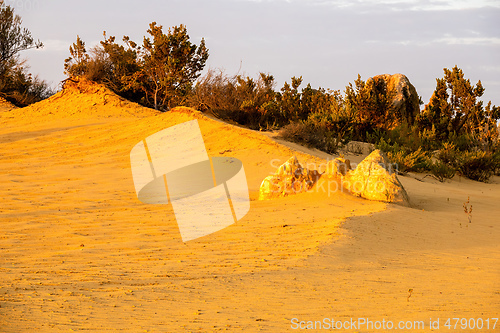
<box><xmin>0</xmin><ymin>97</ymin><xmax>17</xmax><ymax>112</ymax></box>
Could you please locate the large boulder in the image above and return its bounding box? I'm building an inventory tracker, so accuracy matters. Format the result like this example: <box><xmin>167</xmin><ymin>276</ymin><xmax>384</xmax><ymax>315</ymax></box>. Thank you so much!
<box><xmin>258</xmin><ymin>156</ymin><xmax>319</xmax><ymax>200</ymax></box>
<box><xmin>366</xmin><ymin>73</ymin><xmax>420</xmax><ymax>126</ymax></box>
<box><xmin>342</xmin><ymin>150</ymin><xmax>410</xmax><ymax>206</ymax></box>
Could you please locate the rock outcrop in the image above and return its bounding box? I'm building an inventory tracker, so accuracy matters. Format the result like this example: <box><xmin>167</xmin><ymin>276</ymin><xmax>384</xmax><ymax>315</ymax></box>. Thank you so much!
<box><xmin>258</xmin><ymin>156</ymin><xmax>319</xmax><ymax>200</ymax></box>
<box><xmin>366</xmin><ymin>73</ymin><xmax>420</xmax><ymax>126</ymax></box>
<box><xmin>342</xmin><ymin>150</ymin><xmax>410</xmax><ymax>206</ymax></box>
<box><xmin>258</xmin><ymin>150</ymin><xmax>410</xmax><ymax>206</ymax></box>
<box><xmin>324</xmin><ymin>157</ymin><xmax>352</xmax><ymax>179</ymax></box>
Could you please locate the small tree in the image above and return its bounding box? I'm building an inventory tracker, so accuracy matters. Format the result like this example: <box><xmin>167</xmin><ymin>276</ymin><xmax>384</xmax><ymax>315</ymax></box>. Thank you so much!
<box><xmin>64</xmin><ymin>36</ymin><xmax>89</xmax><ymax>77</ymax></box>
<box><xmin>279</xmin><ymin>76</ymin><xmax>303</xmax><ymax>121</ymax></box>
<box><xmin>0</xmin><ymin>1</ymin><xmax>50</xmax><ymax>105</ymax></box>
<box><xmin>99</xmin><ymin>33</ymin><xmax>140</xmax><ymax>97</ymax></box>
<box><xmin>0</xmin><ymin>0</ymin><xmax>43</xmax><ymax>74</ymax></box>
<box><xmin>140</xmin><ymin>23</ymin><xmax>208</xmax><ymax>110</ymax></box>
<box><xmin>418</xmin><ymin>66</ymin><xmax>499</xmax><ymax>150</ymax></box>
<box><xmin>344</xmin><ymin>74</ymin><xmax>397</xmax><ymax>130</ymax></box>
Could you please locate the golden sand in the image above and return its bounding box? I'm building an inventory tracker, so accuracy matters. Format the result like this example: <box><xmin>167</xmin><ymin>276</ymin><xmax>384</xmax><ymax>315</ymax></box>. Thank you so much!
<box><xmin>1</xmin><ymin>80</ymin><xmax>498</xmax><ymax>331</ymax></box>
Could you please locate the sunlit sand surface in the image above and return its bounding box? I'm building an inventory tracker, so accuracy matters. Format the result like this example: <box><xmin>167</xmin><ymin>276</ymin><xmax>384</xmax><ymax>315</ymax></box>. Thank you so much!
<box><xmin>1</xmin><ymin>81</ymin><xmax>498</xmax><ymax>331</ymax></box>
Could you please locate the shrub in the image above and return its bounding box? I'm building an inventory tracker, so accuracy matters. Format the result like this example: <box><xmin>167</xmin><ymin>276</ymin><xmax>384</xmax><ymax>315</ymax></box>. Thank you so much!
<box><xmin>436</xmin><ymin>142</ymin><xmax>457</xmax><ymax>165</ymax></box>
<box><xmin>280</xmin><ymin>120</ymin><xmax>344</xmax><ymax>154</ymax></box>
<box><xmin>454</xmin><ymin>150</ymin><xmax>498</xmax><ymax>182</ymax></box>
<box><xmin>189</xmin><ymin>69</ymin><xmax>284</xmax><ymax>129</ymax></box>
<box><xmin>344</xmin><ymin>74</ymin><xmax>398</xmax><ymax>129</ymax></box>
<box><xmin>389</xmin><ymin>147</ymin><xmax>428</xmax><ymax>174</ymax></box>
<box><xmin>433</xmin><ymin>142</ymin><xmax>500</xmax><ymax>182</ymax></box>
<box><xmin>427</xmin><ymin>159</ymin><xmax>456</xmax><ymax>182</ymax></box>
<box><xmin>189</xmin><ymin>69</ymin><xmax>240</xmax><ymax>114</ymax></box>
<box><xmin>280</xmin><ymin>98</ymin><xmax>357</xmax><ymax>154</ymax></box>
<box><xmin>376</xmin><ymin>138</ymin><xmax>428</xmax><ymax>174</ymax></box>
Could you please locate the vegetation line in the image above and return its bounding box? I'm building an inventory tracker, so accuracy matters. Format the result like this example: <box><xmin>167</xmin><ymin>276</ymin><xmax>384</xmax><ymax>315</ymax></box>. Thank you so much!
<box><xmin>1</xmin><ymin>1</ymin><xmax>499</xmax><ymax>182</ymax></box>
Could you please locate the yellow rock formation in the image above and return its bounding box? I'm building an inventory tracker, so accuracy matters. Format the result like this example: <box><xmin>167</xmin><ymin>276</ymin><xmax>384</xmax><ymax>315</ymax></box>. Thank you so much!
<box><xmin>260</xmin><ymin>150</ymin><xmax>410</xmax><ymax>206</ymax></box>
<box><xmin>343</xmin><ymin>150</ymin><xmax>410</xmax><ymax>205</ymax></box>
<box><xmin>258</xmin><ymin>156</ymin><xmax>320</xmax><ymax>200</ymax></box>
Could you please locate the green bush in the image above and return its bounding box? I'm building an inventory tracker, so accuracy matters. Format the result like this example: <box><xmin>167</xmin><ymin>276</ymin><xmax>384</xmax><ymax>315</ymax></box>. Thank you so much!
<box><xmin>453</xmin><ymin>150</ymin><xmax>498</xmax><ymax>182</ymax></box>
<box><xmin>427</xmin><ymin>158</ymin><xmax>456</xmax><ymax>182</ymax></box>
<box><xmin>436</xmin><ymin>142</ymin><xmax>457</xmax><ymax>165</ymax></box>
<box><xmin>375</xmin><ymin>138</ymin><xmax>428</xmax><ymax>174</ymax></box>
<box><xmin>280</xmin><ymin>99</ymin><xmax>358</xmax><ymax>154</ymax></box>
<box><xmin>433</xmin><ymin>143</ymin><xmax>499</xmax><ymax>182</ymax></box>
<box><xmin>280</xmin><ymin>119</ymin><xmax>346</xmax><ymax>154</ymax></box>
<box><xmin>389</xmin><ymin>148</ymin><xmax>428</xmax><ymax>174</ymax></box>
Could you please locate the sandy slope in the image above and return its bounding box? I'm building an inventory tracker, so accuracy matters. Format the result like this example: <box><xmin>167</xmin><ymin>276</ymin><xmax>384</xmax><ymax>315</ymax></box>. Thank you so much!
<box><xmin>1</xmin><ymin>81</ymin><xmax>499</xmax><ymax>332</ymax></box>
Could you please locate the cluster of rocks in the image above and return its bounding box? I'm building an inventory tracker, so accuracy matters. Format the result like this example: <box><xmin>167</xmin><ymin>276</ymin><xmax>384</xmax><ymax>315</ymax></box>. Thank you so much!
<box><xmin>258</xmin><ymin>73</ymin><xmax>417</xmax><ymax>205</ymax></box>
<box><xmin>259</xmin><ymin>150</ymin><xmax>410</xmax><ymax>206</ymax></box>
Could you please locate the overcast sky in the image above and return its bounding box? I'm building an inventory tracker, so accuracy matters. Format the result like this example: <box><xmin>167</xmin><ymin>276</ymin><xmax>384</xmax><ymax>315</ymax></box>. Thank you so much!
<box><xmin>13</xmin><ymin>0</ymin><xmax>500</xmax><ymax>107</ymax></box>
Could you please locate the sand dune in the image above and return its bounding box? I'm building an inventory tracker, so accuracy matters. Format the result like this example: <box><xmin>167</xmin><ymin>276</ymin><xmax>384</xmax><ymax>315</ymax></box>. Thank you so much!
<box><xmin>1</xmin><ymin>80</ymin><xmax>498</xmax><ymax>332</ymax></box>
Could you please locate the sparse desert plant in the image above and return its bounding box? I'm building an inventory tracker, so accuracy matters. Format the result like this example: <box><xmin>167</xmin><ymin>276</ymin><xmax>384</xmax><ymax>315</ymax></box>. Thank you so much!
<box><xmin>463</xmin><ymin>196</ymin><xmax>472</xmax><ymax>225</ymax></box>
<box><xmin>407</xmin><ymin>288</ymin><xmax>413</xmax><ymax>302</ymax></box>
